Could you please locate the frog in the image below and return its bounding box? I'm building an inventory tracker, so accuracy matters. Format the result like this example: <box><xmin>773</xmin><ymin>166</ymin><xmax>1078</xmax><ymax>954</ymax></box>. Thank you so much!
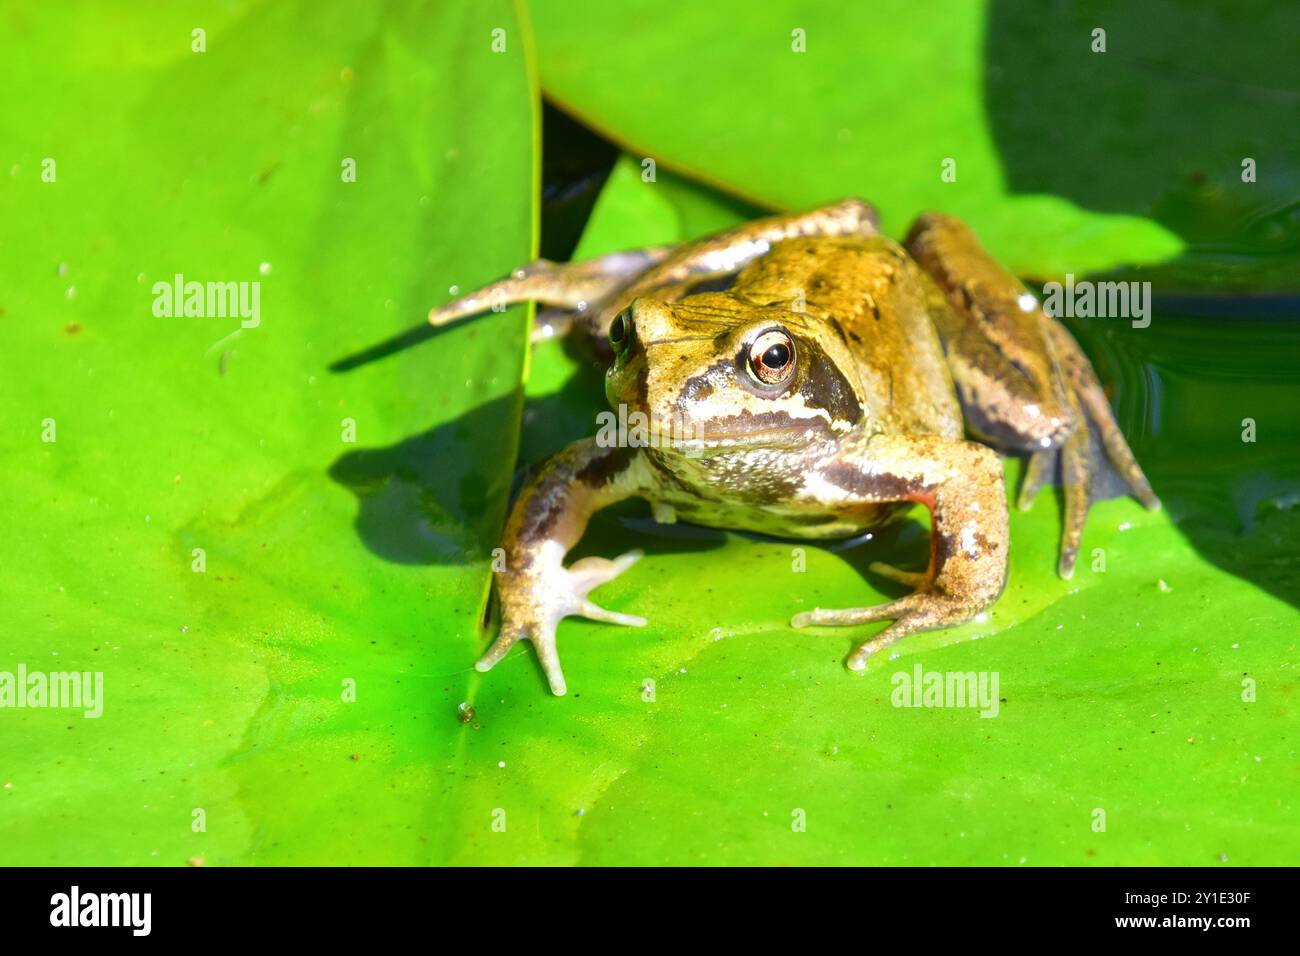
<box><xmin>429</xmin><ymin>199</ymin><xmax>1160</xmax><ymax>696</ymax></box>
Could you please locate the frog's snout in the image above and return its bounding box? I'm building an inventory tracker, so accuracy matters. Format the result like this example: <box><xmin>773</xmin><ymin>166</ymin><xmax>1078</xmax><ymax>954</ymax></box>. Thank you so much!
<box><xmin>604</xmin><ymin>296</ymin><xmax>701</xmax><ymax>430</ymax></box>
<box><xmin>604</xmin><ymin>349</ymin><xmax>646</xmax><ymax>412</ymax></box>
<box><xmin>604</xmin><ymin>299</ymin><xmax>652</xmax><ymax>413</ymax></box>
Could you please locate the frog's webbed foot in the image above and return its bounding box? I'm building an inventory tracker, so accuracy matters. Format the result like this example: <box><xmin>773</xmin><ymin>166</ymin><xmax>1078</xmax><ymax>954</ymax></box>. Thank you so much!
<box><xmin>905</xmin><ymin>212</ymin><xmax>1160</xmax><ymax>580</ymax></box>
<box><xmin>477</xmin><ymin>439</ymin><xmax>657</xmax><ymax>695</ymax></box>
<box><xmin>477</xmin><ymin>549</ymin><xmax>646</xmax><ymax>696</ymax></box>
<box><xmin>1042</xmin><ymin>315</ymin><xmax>1163</xmax><ymax>516</ymax></box>
<box><xmin>1007</xmin><ymin>371</ymin><xmax>1156</xmax><ymax>579</ymax></box>
<box><xmin>792</xmin><ymin>589</ymin><xmax>984</xmax><ymax>670</ymax></box>
<box><xmin>1039</xmin><ymin>319</ymin><xmax>1161</xmax><ymax>577</ymax></box>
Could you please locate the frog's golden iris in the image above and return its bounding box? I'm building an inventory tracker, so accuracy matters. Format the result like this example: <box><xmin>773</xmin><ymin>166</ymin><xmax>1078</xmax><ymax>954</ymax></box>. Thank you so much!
<box><xmin>747</xmin><ymin>328</ymin><xmax>796</xmax><ymax>386</ymax></box>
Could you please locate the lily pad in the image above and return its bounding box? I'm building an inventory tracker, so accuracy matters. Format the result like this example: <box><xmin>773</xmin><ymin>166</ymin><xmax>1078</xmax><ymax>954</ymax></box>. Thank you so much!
<box><xmin>530</xmin><ymin>0</ymin><xmax>1299</xmax><ymax>287</ymax></box>
<box><xmin>0</xmin><ymin>0</ymin><xmax>536</xmax><ymax>865</ymax></box>
<box><xmin>2</xmin><ymin>3</ymin><xmax>1297</xmax><ymax>869</ymax></box>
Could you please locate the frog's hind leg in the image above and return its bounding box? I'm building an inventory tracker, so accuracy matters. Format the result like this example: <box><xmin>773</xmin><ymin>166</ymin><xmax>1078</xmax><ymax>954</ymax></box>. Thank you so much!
<box><xmin>904</xmin><ymin>212</ymin><xmax>1160</xmax><ymax>579</ymax></box>
<box><xmin>427</xmin><ymin>246</ymin><xmax>672</xmax><ymax>344</ymax></box>
<box><xmin>1041</xmin><ymin>316</ymin><xmax>1160</xmax><ymax>511</ymax></box>
<box><xmin>791</xmin><ymin>434</ymin><xmax>1010</xmax><ymax>670</ymax></box>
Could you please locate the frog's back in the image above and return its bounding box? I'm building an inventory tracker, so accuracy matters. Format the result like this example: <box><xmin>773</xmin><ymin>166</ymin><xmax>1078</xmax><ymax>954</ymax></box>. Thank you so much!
<box><xmin>731</xmin><ymin>236</ymin><xmax>963</xmax><ymax>439</ymax></box>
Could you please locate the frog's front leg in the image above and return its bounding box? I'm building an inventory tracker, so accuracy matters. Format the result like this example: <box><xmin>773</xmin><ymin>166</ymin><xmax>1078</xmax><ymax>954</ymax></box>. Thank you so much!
<box><xmin>477</xmin><ymin>439</ymin><xmax>658</xmax><ymax>696</ymax></box>
<box><xmin>792</xmin><ymin>434</ymin><xmax>1009</xmax><ymax>670</ymax></box>
<box><xmin>905</xmin><ymin>212</ymin><xmax>1160</xmax><ymax>578</ymax></box>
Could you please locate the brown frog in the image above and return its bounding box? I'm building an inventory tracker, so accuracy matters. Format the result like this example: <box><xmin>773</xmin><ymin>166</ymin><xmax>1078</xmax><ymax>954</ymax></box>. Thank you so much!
<box><xmin>430</xmin><ymin>200</ymin><xmax>1159</xmax><ymax>695</ymax></box>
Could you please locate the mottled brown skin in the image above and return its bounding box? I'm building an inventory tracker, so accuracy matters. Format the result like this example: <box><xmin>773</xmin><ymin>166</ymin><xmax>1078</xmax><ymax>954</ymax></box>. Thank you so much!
<box><xmin>429</xmin><ymin>201</ymin><xmax>1160</xmax><ymax>695</ymax></box>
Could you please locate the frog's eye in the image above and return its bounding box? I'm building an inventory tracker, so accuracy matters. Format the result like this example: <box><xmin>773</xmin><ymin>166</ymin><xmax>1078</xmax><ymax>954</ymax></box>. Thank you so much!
<box><xmin>747</xmin><ymin>328</ymin><xmax>797</xmax><ymax>387</ymax></box>
<box><xmin>608</xmin><ymin>310</ymin><xmax>631</xmax><ymax>354</ymax></box>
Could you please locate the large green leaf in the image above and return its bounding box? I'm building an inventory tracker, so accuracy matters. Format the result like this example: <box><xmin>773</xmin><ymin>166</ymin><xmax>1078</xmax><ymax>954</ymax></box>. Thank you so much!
<box><xmin>530</xmin><ymin>0</ymin><xmax>1300</xmax><ymax>288</ymax></box>
<box><xmin>4</xmin><ymin>5</ymin><xmax>1297</xmax><ymax>868</ymax></box>
<box><xmin>0</xmin><ymin>0</ymin><xmax>537</xmax><ymax>865</ymax></box>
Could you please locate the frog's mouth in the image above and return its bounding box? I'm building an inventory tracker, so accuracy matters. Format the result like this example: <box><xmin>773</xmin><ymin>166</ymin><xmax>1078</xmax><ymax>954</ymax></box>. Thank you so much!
<box><xmin>597</xmin><ymin>415</ymin><xmax>798</xmax><ymax>456</ymax></box>
<box><xmin>688</xmin><ymin>406</ymin><xmax>840</xmax><ymax>442</ymax></box>
<box><xmin>647</xmin><ymin>413</ymin><xmax>841</xmax><ymax>455</ymax></box>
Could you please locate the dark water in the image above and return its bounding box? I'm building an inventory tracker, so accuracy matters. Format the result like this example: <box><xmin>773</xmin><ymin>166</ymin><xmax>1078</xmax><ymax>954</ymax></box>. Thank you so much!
<box><xmin>1067</xmin><ymin>304</ymin><xmax>1300</xmax><ymax>610</ymax></box>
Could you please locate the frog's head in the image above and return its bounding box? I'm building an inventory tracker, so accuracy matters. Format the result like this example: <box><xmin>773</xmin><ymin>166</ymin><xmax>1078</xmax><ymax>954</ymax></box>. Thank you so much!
<box><xmin>604</xmin><ymin>292</ymin><xmax>865</xmax><ymax>454</ymax></box>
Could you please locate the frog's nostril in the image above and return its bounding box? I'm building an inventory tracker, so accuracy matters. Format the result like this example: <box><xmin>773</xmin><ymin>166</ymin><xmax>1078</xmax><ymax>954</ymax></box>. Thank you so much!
<box><xmin>609</xmin><ymin>310</ymin><xmax>632</xmax><ymax>353</ymax></box>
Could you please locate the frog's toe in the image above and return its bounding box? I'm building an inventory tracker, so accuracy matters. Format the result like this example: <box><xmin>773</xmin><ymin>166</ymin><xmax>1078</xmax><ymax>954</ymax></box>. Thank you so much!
<box><xmin>792</xmin><ymin>592</ymin><xmax>986</xmax><ymax>671</ymax></box>
<box><xmin>480</xmin><ymin>549</ymin><xmax>646</xmax><ymax>697</ymax></box>
<box><xmin>578</xmin><ymin>602</ymin><xmax>646</xmax><ymax>627</ymax></box>
<box><xmin>475</xmin><ymin>619</ymin><xmax>570</xmax><ymax>696</ymax></box>
<box><xmin>568</xmin><ymin>549</ymin><xmax>644</xmax><ymax>591</ymax></box>
<box><xmin>790</xmin><ymin>593</ymin><xmax>923</xmax><ymax>630</ymax></box>
<box><xmin>844</xmin><ymin>596</ymin><xmax>985</xmax><ymax>671</ymax></box>
<box><xmin>531</xmin><ymin>631</ymin><xmax>569</xmax><ymax>697</ymax></box>
<box><xmin>568</xmin><ymin>549</ymin><xmax>647</xmax><ymax>626</ymax></box>
<box><xmin>845</xmin><ymin>615</ymin><xmax>926</xmax><ymax>671</ymax></box>
<box><xmin>1017</xmin><ymin>448</ymin><xmax>1054</xmax><ymax>511</ymax></box>
<box><xmin>1057</xmin><ymin>426</ymin><xmax>1092</xmax><ymax>581</ymax></box>
<box><xmin>867</xmin><ymin>561</ymin><xmax>929</xmax><ymax>589</ymax></box>
<box><xmin>791</xmin><ymin>595</ymin><xmax>925</xmax><ymax>671</ymax></box>
<box><xmin>475</xmin><ymin>623</ymin><xmax>530</xmax><ymax>675</ymax></box>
